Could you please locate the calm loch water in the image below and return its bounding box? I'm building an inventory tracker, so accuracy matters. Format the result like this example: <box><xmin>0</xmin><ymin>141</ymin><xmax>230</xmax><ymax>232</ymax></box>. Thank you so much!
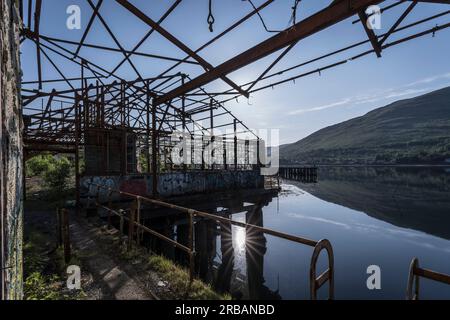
<box><xmin>143</xmin><ymin>166</ymin><xmax>450</xmax><ymax>300</ymax></box>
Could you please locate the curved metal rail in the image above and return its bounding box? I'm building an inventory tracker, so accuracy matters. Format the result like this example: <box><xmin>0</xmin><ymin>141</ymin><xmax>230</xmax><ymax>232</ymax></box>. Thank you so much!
<box><xmin>310</xmin><ymin>239</ymin><xmax>334</xmax><ymax>300</ymax></box>
<box><xmin>406</xmin><ymin>257</ymin><xmax>450</xmax><ymax>300</ymax></box>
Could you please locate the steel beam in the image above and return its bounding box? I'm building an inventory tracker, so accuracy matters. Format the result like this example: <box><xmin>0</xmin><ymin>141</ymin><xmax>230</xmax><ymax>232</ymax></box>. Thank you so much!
<box><xmin>74</xmin><ymin>0</ymin><xmax>104</xmax><ymax>58</ymax></box>
<box><xmin>358</xmin><ymin>11</ymin><xmax>382</xmax><ymax>57</ymax></box>
<box><xmin>86</xmin><ymin>0</ymin><xmax>143</xmax><ymax>80</ymax></box>
<box><xmin>111</xmin><ymin>0</ymin><xmax>184</xmax><ymax>74</ymax></box>
<box><xmin>380</xmin><ymin>1</ymin><xmax>417</xmax><ymax>45</ymax></box>
<box><xmin>115</xmin><ymin>0</ymin><xmax>249</xmax><ymax>98</ymax></box>
<box><xmin>146</xmin><ymin>0</ymin><xmax>274</xmax><ymax>90</ymax></box>
<box><xmin>154</xmin><ymin>0</ymin><xmax>384</xmax><ymax>105</ymax></box>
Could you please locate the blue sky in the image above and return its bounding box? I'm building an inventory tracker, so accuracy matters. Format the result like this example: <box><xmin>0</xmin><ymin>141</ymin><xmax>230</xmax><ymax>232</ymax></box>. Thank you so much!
<box><xmin>21</xmin><ymin>0</ymin><xmax>450</xmax><ymax>145</ymax></box>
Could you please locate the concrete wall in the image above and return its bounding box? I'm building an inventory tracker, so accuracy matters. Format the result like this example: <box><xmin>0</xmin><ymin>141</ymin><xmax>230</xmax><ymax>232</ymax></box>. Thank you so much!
<box><xmin>81</xmin><ymin>170</ymin><xmax>264</xmax><ymax>201</ymax></box>
<box><xmin>0</xmin><ymin>0</ymin><xmax>23</xmax><ymax>300</ymax></box>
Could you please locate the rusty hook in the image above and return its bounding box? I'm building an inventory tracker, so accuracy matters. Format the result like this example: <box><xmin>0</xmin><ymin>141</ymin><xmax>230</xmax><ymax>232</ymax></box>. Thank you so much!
<box><xmin>207</xmin><ymin>0</ymin><xmax>215</xmax><ymax>32</ymax></box>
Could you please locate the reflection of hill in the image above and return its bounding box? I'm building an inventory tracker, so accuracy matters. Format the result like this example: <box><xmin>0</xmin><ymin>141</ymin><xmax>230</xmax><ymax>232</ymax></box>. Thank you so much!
<box><xmin>290</xmin><ymin>167</ymin><xmax>450</xmax><ymax>240</ymax></box>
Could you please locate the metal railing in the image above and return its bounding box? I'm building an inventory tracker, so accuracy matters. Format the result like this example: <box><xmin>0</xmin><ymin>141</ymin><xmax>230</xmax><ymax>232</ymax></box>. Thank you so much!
<box><xmin>406</xmin><ymin>257</ymin><xmax>450</xmax><ymax>300</ymax></box>
<box><xmin>87</xmin><ymin>182</ymin><xmax>335</xmax><ymax>300</ymax></box>
<box><xmin>56</xmin><ymin>208</ymin><xmax>71</xmax><ymax>264</ymax></box>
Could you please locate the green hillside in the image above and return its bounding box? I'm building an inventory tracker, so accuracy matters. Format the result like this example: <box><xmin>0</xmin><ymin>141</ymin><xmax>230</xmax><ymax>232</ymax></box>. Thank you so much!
<box><xmin>280</xmin><ymin>86</ymin><xmax>450</xmax><ymax>165</ymax></box>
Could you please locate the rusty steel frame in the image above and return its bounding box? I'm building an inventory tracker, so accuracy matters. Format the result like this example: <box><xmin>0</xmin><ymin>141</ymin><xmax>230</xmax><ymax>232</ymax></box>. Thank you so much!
<box><xmin>21</xmin><ymin>0</ymin><xmax>450</xmax><ymax>133</ymax></box>
<box><xmin>18</xmin><ymin>0</ymin><xmax>450</xmax><ymax>207</ymax></box>
<box><xmin>11</xmin><ymin>0</ymin><xmax>449</xmax><ymax>301</ymax></box>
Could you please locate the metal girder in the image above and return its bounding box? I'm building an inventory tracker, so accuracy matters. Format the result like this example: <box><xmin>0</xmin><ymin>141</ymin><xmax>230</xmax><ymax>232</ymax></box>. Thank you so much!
<box><xmin>111</xmin><ymin>0</ymin><xmax>184</xmax><ymax>75</ymax></box>
<box><xmin>248</xmin><ymin>41</ymin><xmax>298</xmax><ymax>91</ymax></box>
<box><xmin>380</xmin><ymin>1</ymin><xmax>417</xmax><ymax>45</ymax></box>
<box><xmin>86</xmin><ymin>0</ymin><xmax>143</xmax><ymax>80</ymax></box>
<box><xmin>146</xmin><ymin>0</ymin><xmax>274</xmax><ymax>91</ymax></box>
<box><xmin>115</xmin><ymin>0</ymin><xmax>249</xmax><ymax>98</ymax></box>
<box><xmin>358</xmin><ymin>11</ymin><xmax>382</xmax><ymax>57</ymax></box>
<box><xmin>153</xmin><ymin>0</ymin><xmax>384</xmax><ymax>106</ymax></box>
<box><xmin>74</xmin><ymin>0</ymin><xmax>104</xmax><ymax>58</ymax></box>
<box><xmin>38</xmin><ymin>33</ymin><xmax>198</xmax><ymax>65</ymax></box>
<box><xmin>20</xmin><ymin>0</ymin><xmax>450</xmax><ymax>154</ymax></box>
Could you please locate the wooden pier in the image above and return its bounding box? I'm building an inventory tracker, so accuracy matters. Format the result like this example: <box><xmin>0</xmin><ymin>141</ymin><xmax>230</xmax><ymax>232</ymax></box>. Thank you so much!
<box><xmin>279</xmin><ymin>167</ymin><xmax>318</xmax><ymax>183</ymax></box>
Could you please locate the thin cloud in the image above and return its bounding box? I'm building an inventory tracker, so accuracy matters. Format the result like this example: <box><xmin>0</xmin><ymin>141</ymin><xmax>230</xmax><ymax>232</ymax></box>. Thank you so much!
<box><xmin>404</xmin><ymin>72</ymin><xmax>450</xmax><ymax>87</ymax></box>
<box><xmin>287</xmin><ymin>72</ymin><xmax>450</xmax><ymax>116</ymax></box>
<box><xmin>288</xmin><ymin>98</ymin><xmax>352</xmax><ymax>115</ymax></box>
<box><xmin>383</xmin><ymin>88</ymin><xmax>430</xmax><ymax>99</ymax></box>
<box><xmin>287</xmin><ymin>213</ymin><xmax>351</xmax><ymax>229</ymax></box>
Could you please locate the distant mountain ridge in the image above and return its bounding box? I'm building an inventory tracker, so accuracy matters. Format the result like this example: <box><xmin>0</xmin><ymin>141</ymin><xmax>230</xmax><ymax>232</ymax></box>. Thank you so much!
<box><xmin>280</xmin><ymin>86</ymin><xmax>450</xmax><ymax>165</ymax></box>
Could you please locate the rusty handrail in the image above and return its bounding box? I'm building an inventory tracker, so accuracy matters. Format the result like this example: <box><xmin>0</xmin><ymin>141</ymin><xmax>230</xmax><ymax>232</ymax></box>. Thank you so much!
<box><xmin>96</xmin><ymin>203</ymin><xmax>191</xmax><ymax>253</ymax></box>
<box><xmin>310</xmin><ymin>239</ymin><xmax>334</xmax><ymax>300</ymax></box>
<box><xmin>87</xmin><ymin>182</ymin><xmax>335</xmax><ymax>299</ymax></box>
<box><xmin>406</xmin><ymin>257</ymin><xmax>450</xmax><ymax>300</ymax></box>
<box><xmin>91</xmin><ymin>187</ymin><xmax>198</xmax><ymax>280</ymax></box>
<box><xmin>89</xmin><ymin>183</ymin><xmax>318</xmax><ymax>246</ymax></box>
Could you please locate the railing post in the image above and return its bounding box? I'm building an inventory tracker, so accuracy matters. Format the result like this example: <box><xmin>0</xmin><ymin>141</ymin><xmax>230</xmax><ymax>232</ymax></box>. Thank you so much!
<box><xmin>56</xmin><ymin>208</ymin><xmax>63</xmax><ymax>247</ymax></box>
<box><xmin>136</xmin><ymin>198</ymin><xmax>141</xmax><ymax>246</ymax></box>
<box><xmin>119</xmin><ymin>209</ymin><xmax>124</xmax><ymax>238</ymax></box>
<box><xmin>107</xmin><ymin>190</ymin><xmax>113</xmax><ymax>229</ymax></box>
<box><xmin>310</xmin><ymin>239</ymin><xmax>334</xmax><ymax>300</ymax></box>
<box><xmin>61</xmin><ymin>209</ymin><xmax>71</xmax><ymax>264</ymax></box>
<box><xmin>128</xmin><ymin>205</ymin><xmax>136</xmax><ymax>251</ymax></box>
<box><xmin>406</xmin><ymin>258</ymin><xmax>420</xmax><ymax>300</ymax></box>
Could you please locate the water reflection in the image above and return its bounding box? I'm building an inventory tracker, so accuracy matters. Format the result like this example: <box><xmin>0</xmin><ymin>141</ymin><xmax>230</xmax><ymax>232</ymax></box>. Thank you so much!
<box><xmin>133</xmin><ymin>166</ymin><xmax>450</xmax><ymax>299</ymax></box>
<box><xmin>138</xmin><ymin>189</ymin><xmax>281</xmax><ymax>299</ymax></box>
<box><xmin>295</xmin><ymin>166</ymin><xmax>450</xmax><ymax>240</ymax></box>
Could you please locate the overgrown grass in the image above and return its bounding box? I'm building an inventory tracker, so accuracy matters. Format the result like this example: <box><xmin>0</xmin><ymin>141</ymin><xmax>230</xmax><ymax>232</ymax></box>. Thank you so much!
<box><xmin>147</xmin><ymin>255</ymin><xmax>230</xmax><ymax>300</ymax></box>
<box><xmin>91</xmin><ymin>222</ymin><xmax>229</xmax><ymax>300</ymax></box>
<box><xmin>23</xmin><ymin>228</ymin><xmax>86</xmax><ymax>300</ymax></box>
